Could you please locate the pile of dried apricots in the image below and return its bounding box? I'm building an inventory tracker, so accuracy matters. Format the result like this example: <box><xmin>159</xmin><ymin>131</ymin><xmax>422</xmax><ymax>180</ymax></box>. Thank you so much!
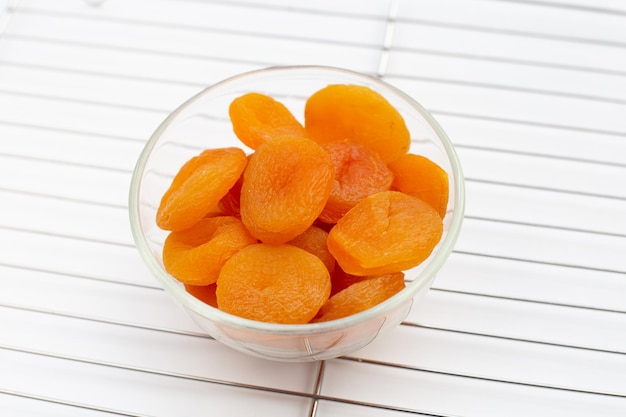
<box><xmin>156</xmin><ymin>84</ymin><xmax>448</xmax><ymax>324</ymax></box>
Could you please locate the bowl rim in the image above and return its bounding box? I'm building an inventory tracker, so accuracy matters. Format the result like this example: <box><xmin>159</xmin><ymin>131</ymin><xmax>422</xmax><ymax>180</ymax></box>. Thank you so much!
<box><xmin>129</xmin><ymin>64</ymin><xmax>465</xmax><ymax>336</ymax></box>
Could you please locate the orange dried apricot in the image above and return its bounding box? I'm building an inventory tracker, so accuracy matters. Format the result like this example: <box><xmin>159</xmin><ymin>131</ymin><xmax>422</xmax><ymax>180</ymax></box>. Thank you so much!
<box><xmin>156</xmin><ymin>147</ymin><xmax>247</xmax><ymax>231</ymax></box>
<box><xmin>304</xmin><ymin>84</ymin><xmax>410</xmax><ymax>163</ymax></box>
<box><xmin>327</xmin><ymin>190</ymin><xmax>443</xmax><ymax>276</ymax></box>
<box><xmin>319</xmin><ymin>141</ymin><xmax>393</xmax><ymax>224</ymax></box>
<box><xmin>216</xmin><ymin>169</ymin><xmax>244</xmax><ymax>217</ymax></box>
<box><xmin>216</xmin><ymin>244</ymin><xmax>331</xmax><ymax>324</ymax></box>
<box><xmin>163</xmin><ymin>216</ymin><xmax>257</xmax><ymax>286</ymax></box>
<box><xmin>185</xmin><ymin>283</ymin><xmax>218</xmax><ymax>308</ymax></box>
<box><xmin>240</xmin><ymin>136</ymin><xmax>334</xmax><ymax>244</ymax></box>
<box><xmin>229</xmin><ymin>92</ymin><xmax>307</xmax><ymax>149</ymax></box>
<box><xmin>313</xmin><ymin>272</ymin><xmax>405</xmax><ymax>322</ymax></box>
<box><xmin>329</xmin><ymin>266</ymin><xmax>367</xmax><ymax>296</ymax></box>
<box><xmin>287</xmin><ymin>225</ymin><xmax>335</xmax><ymax>274</ymax></box>
<box><xmin>388</xmin><ymin>153</ymin><xmax>449</xmax><ymax>218</ymax></box>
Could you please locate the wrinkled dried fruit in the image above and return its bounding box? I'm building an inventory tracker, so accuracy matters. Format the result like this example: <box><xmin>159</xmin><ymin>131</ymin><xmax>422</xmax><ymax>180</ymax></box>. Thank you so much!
<box><xmin>240</xmin><ymin>136</ymin><xmax>334</xmax><ymax>244</ymax></box>
<box><xmin>288</xmin><ymin>225</ymin><xmax>336</xmax><ymax>274</ymax></box>
<box><xmin>163</xmin><ymin>216</ymin><xmax>257</xmax><ymax>286</ymax></box>
<box><xmin>185</xmin><ymin>283</ymin><xmax>218</xmax><ymax>308</ymax></box>
<box><xmin>327</xmin><ymin>191</ymin><xmax>443</xmax><ymax>276</ymax></box>
<box><xmin>156</xmin><ymin>147</ymin><xmax>247</xmax><ymax>231</ymax></box>
<box><xmin>229</xmin><ymin>92</ymin><xmax>307</xmax><ymax>149</ymax></box>
<box><xmin>304</xmin><ymin>84</ymin><xmax>410</xmax><ymax>163</ymax></box>
<box><xmin>216</xmin><ymin>169</ymin><xmax>244</xmax><ymax>217</ymax></box>
<box><xmin>313</xmin><ymin>272</ymin><xmax>405</xmax><ymax>322</ymax></box>
<box><xmin>329</xmin><ymin>266</ymin><xmax>368</xmax><ymax>296</ymax></box>
<box><xmin>319</xmin><ymin>141</ymin><xmax>393</xmax><ymax>224</ymax></box>
<box><xmin>216</xmin><ymin>244</ymin><xmax>331</xmax><ymax>324</ymax></box>
<box><xmin>389</xmin><ymin>153</ymin><xmax>449</xmax><ymax>218</ymax></box>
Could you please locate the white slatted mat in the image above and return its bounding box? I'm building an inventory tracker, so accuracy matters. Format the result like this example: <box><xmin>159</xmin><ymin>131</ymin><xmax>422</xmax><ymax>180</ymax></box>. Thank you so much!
<box><xmin>0</xmin><ymin>1</ymin><xmax>624</xmax><ymax>416</ymax></box>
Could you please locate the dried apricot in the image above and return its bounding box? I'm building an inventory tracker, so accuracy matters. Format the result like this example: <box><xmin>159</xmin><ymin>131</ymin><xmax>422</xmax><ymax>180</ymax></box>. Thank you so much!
<box><xmin>319</xmin><ymin>141</ymin><xmax>393</xmax><ymax>224</ymax></box>
<box><xmin>287</xmin><ymin>225</ymin><xmax>335</xmax><ymax>274</ymax></box>
<box><xmin>185</xmin><ymin>283</ymin><xmax>218</xmax><ymax>308</ymax></box>
<box><xmin>156</xmin><ymin>147</ymin><xmax>247</xmax><ymax>231</ymax></box>
<box><xmin>163</xmin><ymin>216</ymin><xmax>257</xmax><ymax>286</ymax></box>
<box><xmin>313</xmin><ymin>272</ymin><xmax>405</xmax><ymax>322</ymax></box>
<box><xmin>216</xmin><ymin>244</ymin><xmax>331</xmax><ymax>324</ymax></box>
<box><xmin>330</xmin><ymin>266</ymin><xmax>367</xmax><ymax>296</ymax></box>
<box><xmin>216</xmin><ymin>169</ymin><xmax>244</xmax><ymax>217</ymax></box>
<box><xmin>229</xmin><ymin>92</ymin><xmax>307</xmax><ymax>149</ymax></box>
<box><xmin>240</xmin><ymin>136</ymin><xmax>334</xmax><ymax>244</ymax></box>
<box><xmin>388</xmin><ymin>153</ymin><xmax>449</xmax><ymax>218</ymax></box>
<box><xmin>327</xmin><ymin>191</ymin><xmax>443</xmax><ymax>276</ymax></box>
<box><xmin>304</xmin><ymin>84</ymin><xmax>410</xmax><ymax>163</ymax></box>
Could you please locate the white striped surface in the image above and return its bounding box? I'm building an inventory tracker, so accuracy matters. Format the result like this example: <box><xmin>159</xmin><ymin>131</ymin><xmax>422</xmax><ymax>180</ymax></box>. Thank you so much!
<box><xmin>0</xmin><ymin>0</ymin><xmax>624</xmax><ymax>416</ymax></box>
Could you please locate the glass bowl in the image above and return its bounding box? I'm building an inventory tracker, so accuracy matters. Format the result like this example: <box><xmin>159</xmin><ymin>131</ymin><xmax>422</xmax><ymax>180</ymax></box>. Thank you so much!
<box><xmin>129</xmin><ymin>65</ymin><xmax>465</xmax><ymax>362</ymax></box>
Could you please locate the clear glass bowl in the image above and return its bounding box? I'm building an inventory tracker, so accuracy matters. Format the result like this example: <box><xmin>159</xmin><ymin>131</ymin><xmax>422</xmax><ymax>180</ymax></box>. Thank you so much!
<box><xmin>129</xmin><ymin>65</ymin><xmax>465</xmax><ymax>362</ymax></box>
